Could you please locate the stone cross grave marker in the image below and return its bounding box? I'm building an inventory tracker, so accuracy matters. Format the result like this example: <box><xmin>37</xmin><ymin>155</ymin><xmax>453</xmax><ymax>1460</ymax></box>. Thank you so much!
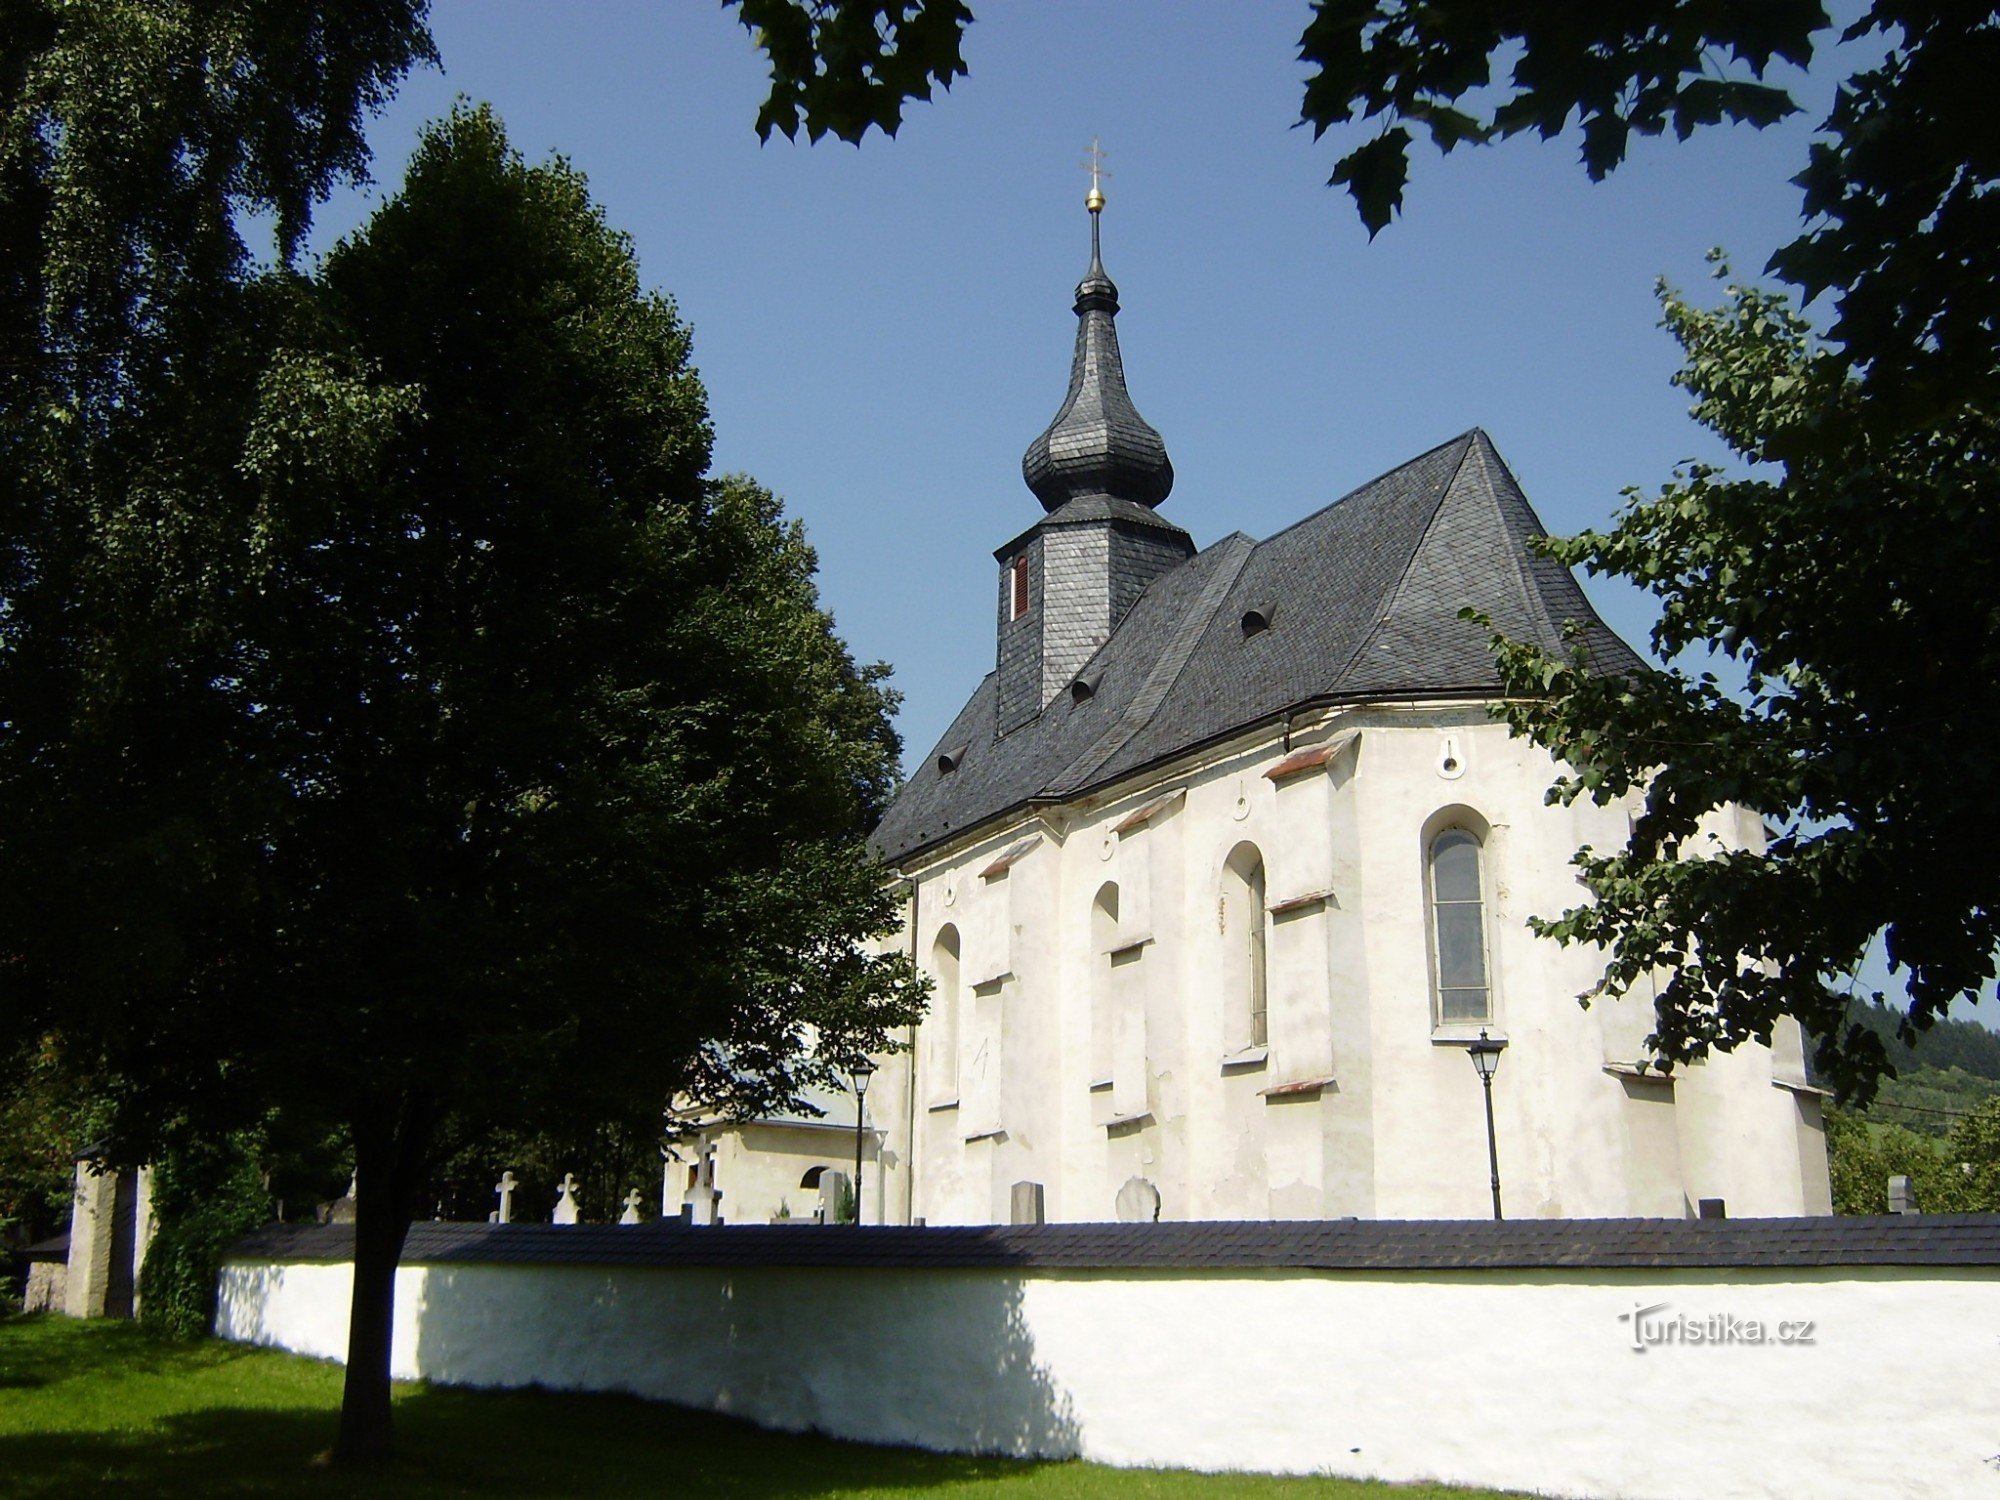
<box><xmin>553</xmin><ymin>1172</ymin><xmax>582</xmax><ymax>1225</ymax></box>
<box><xmin>620</xmin><ymin>1188</ymin><xmax>645</xmax><ymax>1225</ymax></box>
<box><xmin>494</xmin><ymin>1171</ymin><xmax>519</xmax><ymax>1225</ymax></box>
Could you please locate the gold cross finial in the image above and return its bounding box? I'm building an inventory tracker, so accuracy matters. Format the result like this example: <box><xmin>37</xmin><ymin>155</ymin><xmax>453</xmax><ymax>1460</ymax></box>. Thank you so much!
<box><xmin>1082</xmin><ymin>138</ymin><xmax>1108</xmax><ymax>213</ymax></box>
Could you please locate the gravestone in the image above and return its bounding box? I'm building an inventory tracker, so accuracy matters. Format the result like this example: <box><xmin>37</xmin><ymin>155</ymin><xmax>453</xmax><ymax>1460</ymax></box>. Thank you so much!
<box><xmin>1010</xmin><ymin>1180</ymin><xmax>1046</xmax><ymax>1224</ymax></box>
<box><xmin>817</xmin><ymin>1170</ymin><xmax>851</xmax><ymax>1224</ymax></box>
<box><xmin>1887</xmin><ymin>1174</ymin><xmax>1914</xmax><ymax>1214</ymax></box>
<box><xmin>552</xmin><ymin>1172</ymin><xmax>582</xmax><ymax>1225</ymax></box>
<box><xmin>494</xmin><ymin>1170</ymin><xmax>519</xmax><ymax>1225</ymax></box>
<box><xmin>1115</xmin><ymin>1176</ymin><xmax>1161</xmax><ymax>1223</ymax></box>
<box><xmin>619</xmin><ymin>1188</ymin><xmax>645</xmax><ymax>1225</ymax></box>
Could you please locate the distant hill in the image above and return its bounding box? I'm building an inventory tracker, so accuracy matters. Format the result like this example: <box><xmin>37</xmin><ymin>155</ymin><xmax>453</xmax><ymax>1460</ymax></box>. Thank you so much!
<box><xmin>1819</xmin><ymin>1001</ymin><xmax>2000</xmax><ymax>1137</ymax></box>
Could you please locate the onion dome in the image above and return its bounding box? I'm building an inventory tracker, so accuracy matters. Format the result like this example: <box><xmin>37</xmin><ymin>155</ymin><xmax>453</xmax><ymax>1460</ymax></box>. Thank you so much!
<box><xmin>1021</xmin><ymin>197</ymin><xmax>1174</xmax><ymax>512</ymax></box>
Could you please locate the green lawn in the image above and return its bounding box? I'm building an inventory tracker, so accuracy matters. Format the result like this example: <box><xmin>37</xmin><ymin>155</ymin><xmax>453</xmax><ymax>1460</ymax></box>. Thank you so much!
<box><xmin>0</xmin><ymin>1316</ymin><xmax>1529</xmax><ymax>1498</ymax></box>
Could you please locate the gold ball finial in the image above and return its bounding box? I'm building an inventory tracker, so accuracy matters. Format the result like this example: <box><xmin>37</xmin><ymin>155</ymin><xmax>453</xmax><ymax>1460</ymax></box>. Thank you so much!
<box><xmin>1083</xmin><ymin>137</ymin><xmax>1108</xmax><ymax>213</ymax></box>
<box><xmin>1086</xmin><ymin>185</ymin><xmax>1105</xmax><ymax>213</ymax></box>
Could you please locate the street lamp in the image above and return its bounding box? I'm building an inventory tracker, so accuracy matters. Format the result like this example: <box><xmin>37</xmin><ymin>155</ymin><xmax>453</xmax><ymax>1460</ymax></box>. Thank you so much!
<box><xmin>849</xmin><ymin>1057</ymin><xmax>876</xmax><ymax>1226</ymax></box>
<box><xmin>1466</xmin><ymin>1028</ymin><xmax>1507</xmax><ymax>1220</ymax></box>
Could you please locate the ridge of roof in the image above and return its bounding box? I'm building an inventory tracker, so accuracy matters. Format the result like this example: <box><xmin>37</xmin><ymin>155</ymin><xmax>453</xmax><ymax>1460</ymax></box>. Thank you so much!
<box><xmin>1252</xmin><ymin>428</ymin><xmax>1480</xmax><ymax>550</ymax></box>
<box><xmin>1468</xmin><ymin>431</ymin><xmax>1562</xmax><ymax>654</ymax></box>
<box><xmin>1319</xmin><ymin>431</ymin><xmax>1480</xmax><ymax>695</ymax></box>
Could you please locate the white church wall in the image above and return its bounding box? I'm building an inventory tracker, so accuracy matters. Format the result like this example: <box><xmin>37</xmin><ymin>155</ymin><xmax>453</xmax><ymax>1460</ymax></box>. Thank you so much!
<box><xmin>219</xmin><ymin>1245</ymin><xmax>2000</xmax><ymax>1500</ymax></box>
<box><xmin>876</xmin><ymin>702</ymin><xmax>1825</xmax><ymax>1229</ymax></box>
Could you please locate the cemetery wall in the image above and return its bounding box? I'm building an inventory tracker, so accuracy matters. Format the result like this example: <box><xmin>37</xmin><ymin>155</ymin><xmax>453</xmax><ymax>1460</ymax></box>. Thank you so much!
<box><xmin>217</xmin><ymin>1217</ymin><xmax>2000</xmax><ymax>1500</ymax></box>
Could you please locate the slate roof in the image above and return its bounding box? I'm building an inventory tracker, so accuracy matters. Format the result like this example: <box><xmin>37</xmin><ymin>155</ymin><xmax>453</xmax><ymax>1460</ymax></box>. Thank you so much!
<box><xmin>230</xmin><ymin>1215</ymin><xmax>2000</xmax><ymax>1273</ymax></box>
<box><xmin>871</xmin><ymin>428</ymin><xmax>1646</xmax><ymax>867</ymax></box>
<box><xmin>1021</xmin><ymin>225</ymin><xmax>1174</xmax><ymax>511</ymax></box>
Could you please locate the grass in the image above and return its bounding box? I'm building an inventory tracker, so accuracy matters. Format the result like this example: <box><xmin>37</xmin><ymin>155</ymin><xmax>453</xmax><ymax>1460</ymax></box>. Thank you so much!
<box><xmin>0</xmin><ymin>1316</ymin><xmax>1529</xmax><ymax>1498</ymax></box>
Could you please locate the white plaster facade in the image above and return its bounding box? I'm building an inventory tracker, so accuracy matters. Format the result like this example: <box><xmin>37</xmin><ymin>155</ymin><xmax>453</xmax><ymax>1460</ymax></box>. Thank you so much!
<box><xmin>699</xmin><ymin>217</ymin><xmax>1831</xmax><ymax>1232</ymax></box>
<box><xmin>842</xmin><ymin>703</ymin><xmax>1831</xmax><ymax>1228</ymax></box>
<box><xmin>216</xmin><ymin>1247</ymin><xmax>2000</xmax><ymax>1500</ymax></box>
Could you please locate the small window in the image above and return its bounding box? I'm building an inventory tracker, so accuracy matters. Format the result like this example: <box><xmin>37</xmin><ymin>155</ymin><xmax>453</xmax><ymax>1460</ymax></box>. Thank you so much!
<box><xmin>1222</xmin><ymin>842</ymin><xmax>1269</xmax><ymax>1049</ymax></box>
<box><xmin>800</xmin><ymin>1166</ymin><xmax>828</xmax><ymax>1189</ymax></box>
<box><xmin>1428</xmin><ymin>828</ymin><xmax>1490</xmax><ymax>1023</ymax></box>
<box><xmin>1091</xmin><ymin>883</ymin><xmax>1119</xmax><ymax>1084</ymax></box>
<box><xmin>931</xmin><ymin>924</ymin><xmax>962</xmax><ymax>1096</ymax></box>
<box><xmin>1010</xmin><ymin>554</ymin><xmax>1031</xmax><ymax>620</ymax></box>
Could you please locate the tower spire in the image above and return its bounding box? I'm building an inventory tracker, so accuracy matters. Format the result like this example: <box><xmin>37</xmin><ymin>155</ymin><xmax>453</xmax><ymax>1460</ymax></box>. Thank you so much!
<box><xmin>1021</xmin><ymin>146</ymin><xmax>1173</xmax><ymax>512</ymax></box>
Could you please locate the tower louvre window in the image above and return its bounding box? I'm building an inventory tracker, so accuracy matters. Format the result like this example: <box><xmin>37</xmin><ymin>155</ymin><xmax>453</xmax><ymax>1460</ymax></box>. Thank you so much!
<box><xmin>1010</xmin><ymin>554</ymin><xmax>1030</xmax><ymax>619</ymax></box>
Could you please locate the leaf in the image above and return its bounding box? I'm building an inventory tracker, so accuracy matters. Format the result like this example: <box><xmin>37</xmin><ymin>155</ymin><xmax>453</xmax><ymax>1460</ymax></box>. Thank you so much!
<box><xmin>1328</xmin><ymin>126</ymin><xmax>1412</xmax><ymax>237</ymax></box>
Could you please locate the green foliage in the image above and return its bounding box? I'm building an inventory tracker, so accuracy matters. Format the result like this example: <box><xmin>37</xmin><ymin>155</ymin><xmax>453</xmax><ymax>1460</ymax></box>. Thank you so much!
<box><xmin>0</xmin><ymin>1</ymin><xmax>436</xmax><ymax>1107</ymax></box>
<box><xmin>8</xmin><ymin>99</ymin><xmax>925</xmax><ymax>1159</ymax></box>
<box><xmin>1825</xmin><ymin>1099</ymin><xmax>2000</xmax><ymax>1215</ymax></box>
<box><xmin>0</xmin><ymin>1</ymin><xmax>434</xmax><ymax>414</ymax></box>
<box><xmin>730</xmin><ymin>0</ymin><xmax>972</xmax><ymax>145</ymax></box>
<box><xmin>137</xmin><ymin>1136</ymin><xmax>273</xmax><ymax>1341</ymax></box>
<box><xmin>1295</xmin><ymin>4</ymin><xmax>1997</xmax><ymax>418</ymax></box>
<box><xmin>1298</xmin><ymin>3</ymin><xmax>1818</xmax><ymax>233</ymax></box>
<box><xmin>426</xmin><ymin>1120</ymin><xmax>663</xmax><ymax>1225</ymax></box>
<box><xmin>0</xmin><ymin>1036</ymin><xmax>109</xmax><ymax>1252</ymax></box>
<box><xmin>1473</xmin><ymin>261</ymin><xmax>2000</xmax><ymax>1102</ymax></box>
<box><xmin>1865</xmin><ymin>1067</ymin><xmax>2000</xmax><ymax>1140</ymax></box>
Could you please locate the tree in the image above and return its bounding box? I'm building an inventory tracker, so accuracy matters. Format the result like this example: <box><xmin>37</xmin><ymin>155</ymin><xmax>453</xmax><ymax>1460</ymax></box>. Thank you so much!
<box><xmin>729</xmin><ymin>2</ymin><xmax>2000</xmax><ymax>1098</ymax></box>
<box><xmin>1825</xmin><ymin>1099</ymin><xmax>2000</xmax><ymax>1214</ymax></box>
<box><xmin>5</xmin><ymin>102</ymin><xmax>924</xmax><ymax>1462</ymax></box>
<box><xmin>0</xmin><ymin>2</ymin><xmax>437</xmax><ymax>1083</ymax></box>
<box><xmin>1478</xmin><ymin>265</ymin><xmax>2000</xmax><ymax>1102</ymax></box>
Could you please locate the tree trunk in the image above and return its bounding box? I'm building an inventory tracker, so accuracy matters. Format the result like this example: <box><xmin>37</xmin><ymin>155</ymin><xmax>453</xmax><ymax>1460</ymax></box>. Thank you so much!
<box><xmin>332</xmin><ymin>1120</ymin><xmax>420</xmax><ymax>1464</ymax></box>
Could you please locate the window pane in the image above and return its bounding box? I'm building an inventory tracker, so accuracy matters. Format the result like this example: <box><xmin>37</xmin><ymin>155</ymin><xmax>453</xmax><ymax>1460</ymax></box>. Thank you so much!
<box><xmin>1440</xmin><ymin>985</ymin><xmax>1489</xmax><ymax>1023</ymax></box>
<box><xmin>1431</xmin><ymin>831</ymin><xmax>1481</xmax><ymax>902</ymax></box>
<box><xmin>1435</xmin><ymin>902</ymin><xmax>1487</xmax><ymax>989</ymax></box>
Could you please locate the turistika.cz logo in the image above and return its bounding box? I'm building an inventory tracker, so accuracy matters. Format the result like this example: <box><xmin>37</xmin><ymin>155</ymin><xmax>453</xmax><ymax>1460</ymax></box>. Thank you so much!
<box><xmin>1617</xmin><ymin>1300</ymin><xmax>1817</xmax><ymax>1352</ymax></box>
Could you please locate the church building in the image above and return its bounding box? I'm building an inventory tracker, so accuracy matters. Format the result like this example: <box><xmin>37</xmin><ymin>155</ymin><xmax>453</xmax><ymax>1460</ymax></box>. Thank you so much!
<box><xmin>695</xmin><ymin>189</ymin><xmax>1832</xmax><ymax>1228</ymax></box>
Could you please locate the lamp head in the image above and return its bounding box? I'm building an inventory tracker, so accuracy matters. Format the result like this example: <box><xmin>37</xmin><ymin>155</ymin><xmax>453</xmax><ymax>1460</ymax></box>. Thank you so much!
<box><xmin>1467</xmin><ymin>1028</ymin><xmax>1506</xmax><ymax>1081</ymax></box>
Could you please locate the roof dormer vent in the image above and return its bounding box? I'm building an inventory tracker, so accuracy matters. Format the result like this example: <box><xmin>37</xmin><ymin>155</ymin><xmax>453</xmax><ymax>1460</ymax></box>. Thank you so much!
<box><xmin>937</xmin><ymin>744</ymin><xmax>969</xmax><ymax>775</ymax></box>
<box><xmin>1070</xmin><ymin>673</ymin><xmax>1100</xmax><ymax>705</ymax></box>
<box><xmin>1241</xmin><ymin>606</ymin><xmax>1274</xmax><ymax>638</ymax></box>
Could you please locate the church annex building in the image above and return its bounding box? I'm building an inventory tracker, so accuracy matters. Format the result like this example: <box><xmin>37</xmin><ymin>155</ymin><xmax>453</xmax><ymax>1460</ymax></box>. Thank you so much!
<box><xmin>688</xmin><ymin>196</ymin><xmax>1832</xmax><ymax>1229</ymax></box>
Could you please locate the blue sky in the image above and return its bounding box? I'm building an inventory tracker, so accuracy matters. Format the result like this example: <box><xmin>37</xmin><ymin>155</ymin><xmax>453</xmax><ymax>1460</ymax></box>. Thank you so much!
<box><xmin>306</xmin><ymin>2</ymin><xmax>1844</xmax><ymax>770</ymax></box>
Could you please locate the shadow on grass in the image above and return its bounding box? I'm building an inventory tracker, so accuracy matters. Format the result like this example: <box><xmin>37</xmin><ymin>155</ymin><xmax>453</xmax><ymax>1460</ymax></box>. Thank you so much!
<box><xmin>0</xmin><ymin>1328</ymin><xmax>1075</xmax><ymax>1500</ymax></box>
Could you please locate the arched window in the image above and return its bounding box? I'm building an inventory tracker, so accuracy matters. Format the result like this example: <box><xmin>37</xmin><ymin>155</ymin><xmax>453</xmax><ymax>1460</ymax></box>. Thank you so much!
<box><xmin>930</xmin><ymin>925</ymin><xmax>962</xmax><ymax>1099</ymax></box>
<box><xmin>1091</xmin><ymin>883</ymin><xmax>1120</xmax><ymax>1084</ymax></box>
<box><xmin>1222</xmin><ymin>843</ymin><xmax>1269</xmax><ymax>1050</ymax></box>
<box><xmin>1428</xmin><ymin>827</ymin><xmax>1490</xmax><ymax>1023</ymax></box>
<box><xmin>799</xmin><ymin>1165</ymin><xmax>829</xmax><ymax>1189</ymax></box>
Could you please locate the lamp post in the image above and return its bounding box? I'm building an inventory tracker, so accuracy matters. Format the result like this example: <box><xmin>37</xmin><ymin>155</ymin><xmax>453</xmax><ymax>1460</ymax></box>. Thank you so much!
<box><xmin>850</xmin><ymin>1057</ymin><xmax>876</xmax><ymax>1226</ymax></box>
<box><xmin>1466</xmin><ymin>1028</ymin><xmax>1506</xmax><ymax>1220</ymax></box>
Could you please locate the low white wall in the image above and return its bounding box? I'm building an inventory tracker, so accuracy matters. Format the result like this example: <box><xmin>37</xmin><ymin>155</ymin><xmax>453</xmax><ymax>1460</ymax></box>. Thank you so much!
<box><xmin>218</xmin><ymin>1254</ymin><xmax>1999</xmax><ymax>1500</ymax></box>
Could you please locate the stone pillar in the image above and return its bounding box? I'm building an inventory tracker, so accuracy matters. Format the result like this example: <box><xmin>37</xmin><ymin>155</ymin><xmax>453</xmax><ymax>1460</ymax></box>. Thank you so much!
<box><xmin>64</xmin><ymin>1160</ymin><xmax>120</xmax><ymax>1312</ymax></box>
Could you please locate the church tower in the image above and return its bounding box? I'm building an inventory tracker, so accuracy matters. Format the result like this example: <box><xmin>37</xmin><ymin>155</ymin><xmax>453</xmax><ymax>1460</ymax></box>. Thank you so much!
<box><xmin>994</xmin><ymin>176</ymin><xmax>1194</xmax><ymax>735</ymax></box>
